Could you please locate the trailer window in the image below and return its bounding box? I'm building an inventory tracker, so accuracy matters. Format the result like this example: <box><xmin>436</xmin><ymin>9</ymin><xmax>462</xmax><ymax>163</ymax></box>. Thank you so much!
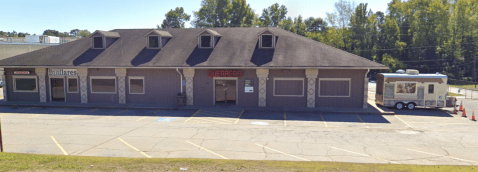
<box><xmin>396</xmin><ymin>82</ymin><xmax>416</xmax><ymax>94</ymax></box>
<box><xmin>428</xmin><ymin>84</ymin><xmax>434</xmax><ymax>94</ymax></box>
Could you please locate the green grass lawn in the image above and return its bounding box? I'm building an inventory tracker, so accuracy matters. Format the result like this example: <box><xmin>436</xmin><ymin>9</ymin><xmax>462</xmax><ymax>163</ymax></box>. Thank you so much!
<box><xmin>448</xmin><ymin>92</ymin><xmax>464</xmax><ymax>96</ymax></box>
<box><xmin>0</xmin><ymin>152</ymin><xmax>477</xmax><ymax>171</ymax></box>
<box><xmin>450</xmin><ymin>84</ymin><xmax>478</xmax><ymax>91</ymax></box>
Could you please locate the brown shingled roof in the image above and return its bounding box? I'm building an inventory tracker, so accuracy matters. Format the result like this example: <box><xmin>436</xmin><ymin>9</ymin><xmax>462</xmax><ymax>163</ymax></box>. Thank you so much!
<box><xmin>0</xmin><ymin>27</ymin><xmax>387</xmax><ymax>69</ymax></box>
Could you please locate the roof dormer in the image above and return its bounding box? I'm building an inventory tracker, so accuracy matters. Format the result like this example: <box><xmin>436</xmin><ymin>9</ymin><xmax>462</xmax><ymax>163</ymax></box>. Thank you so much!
<box><xmin>258</xmin><ymin>28</ymin><xmax>276</xmax><ymax>49</ymax></box>
<box><xmin>90</xmin><ymin>30</ymin><xmax>120</xmax><ymax>49</ymax></box>
<box><xmin>144</xmin><ymin>30</ymin><xmax>173</xmax><ymax>49</ymax></box>
<box><xmin>196</xmin><ymin>29</ymin><xmax>221</xmax><ymax>49</ymax></box>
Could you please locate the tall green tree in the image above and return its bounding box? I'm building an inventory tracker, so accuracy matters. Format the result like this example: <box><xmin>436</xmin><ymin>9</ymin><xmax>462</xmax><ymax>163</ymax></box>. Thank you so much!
<box><xmin>227</xmin><ymin>0</ymin><xmax>255</xmax><ymax>27</ymax></box>
<box><xmin>259</xmin><ymin>3</ymin><xmax>288</xmax><ymax>27</ymax></box>
<box><xmin>193</xmin><ymin>0</ymin><xmax>230</xmax><ymax>28</ymax></box>
<box><xmin>160</xmin><ymin>7</ymin><xmax>191</xmax><ymax>29</ymax></box>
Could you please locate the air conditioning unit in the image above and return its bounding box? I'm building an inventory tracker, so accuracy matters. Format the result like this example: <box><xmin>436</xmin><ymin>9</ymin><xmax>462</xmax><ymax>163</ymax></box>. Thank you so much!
<box><xmin>405</xmin><ymin>69</ymin><xmax>419</xmax><ymax>75</ymax></box>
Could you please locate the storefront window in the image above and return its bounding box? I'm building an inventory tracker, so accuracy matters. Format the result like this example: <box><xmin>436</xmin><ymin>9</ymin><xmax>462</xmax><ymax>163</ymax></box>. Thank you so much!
<box><xmin>129</xmin><ymin>77</ymin><xmax>144</xmax><ymax>94</ymax></box>
<box><xmin>396</xmin><ymin>82</ymin><xmax>416</xmax><ymax>94</ymax></box>
<box><xmin>273</xmin><ymin>78</ymin><xmax>304</xmax><ymax>96</ymax></box>
<box><xmin>14</xmin><ymin>76</ymin><xmax>37</xmax><ymax>92</ymax></box>
<box><xmin>319</xmin><ymin>79</ymin><xmax>350</xmax><ymax>97</ymax></box>
<box><xmin>90</xmin><ymin>77</ymin><xmax>116</xmax><ymax>93</ymax></box>
<box><xmin>68</xmin><ymin>78</ymin><xmax>78</xmax><ymax>93</ymax></box>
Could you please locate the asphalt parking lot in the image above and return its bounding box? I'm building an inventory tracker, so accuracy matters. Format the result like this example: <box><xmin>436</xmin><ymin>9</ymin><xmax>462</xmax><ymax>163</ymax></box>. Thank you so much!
<box><xmin>1</xmin><ymin>105</ymin><xmax>478</xmax><ymax>165</ymax></box>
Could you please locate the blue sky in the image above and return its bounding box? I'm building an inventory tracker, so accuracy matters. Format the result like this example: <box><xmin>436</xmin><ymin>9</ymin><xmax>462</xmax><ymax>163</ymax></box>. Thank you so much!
<box><xmin>2</xmin><ymin>0</ymin><xmax>390</xmax><ymax>35</ymax></box>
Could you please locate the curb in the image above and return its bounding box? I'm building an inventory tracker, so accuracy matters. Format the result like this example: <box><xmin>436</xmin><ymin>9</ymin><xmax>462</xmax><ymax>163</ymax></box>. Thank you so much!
<box><xmin>0</xmin><ymin>103</ymin><xmax>392</xmax><ymax>115</ymax></box>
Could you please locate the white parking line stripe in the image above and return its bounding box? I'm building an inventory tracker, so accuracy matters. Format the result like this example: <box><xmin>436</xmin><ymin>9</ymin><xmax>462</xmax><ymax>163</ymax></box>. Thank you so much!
<box><xmin>186</xmin><ymin>141</ymin><xmax>228</xmax><ymax>159</ymax></box>
<box><xmin>50</xmin><ymin>136</ymin><xmax>68</xmax><ymax>155</ymax></box>
<box><xmin>406</xmin><ymin>148</ymin><xmax>478</xmax><ymax>164</ymax></box>
<box><xmin>118</xmin><ymin>138</ymin><xmax>151</xmax><ymax>158</ymax></box>
<box><xmin>255</xmin><ymin>143</ymin><xmax>310</xmax><ymax>161</ymax></box>
<box><xmin>189</xmin><ymin>118</ymin><xmax>230</xmax><ymax>124</ymax></box>
<box><xmin>395</xmin><ymin>115</ymin><xmax>415</xmax><ymax>130</ymax></box>
<box><xmin>331</xmin><ymin>146</ymin><xmax>398</xmax><ymax>164</ymax></box>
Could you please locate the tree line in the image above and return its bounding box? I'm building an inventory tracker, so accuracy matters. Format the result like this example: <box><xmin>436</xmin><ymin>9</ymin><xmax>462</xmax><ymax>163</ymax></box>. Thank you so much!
<box><xmin>159</xmin><ymin>0</ymin><xmax>478</xmax><ymax>81</ymax></box>
<box><xmin>0</xmin><ymin>29</ymin><xmax>91</xmax><ymax>38</ymax></box>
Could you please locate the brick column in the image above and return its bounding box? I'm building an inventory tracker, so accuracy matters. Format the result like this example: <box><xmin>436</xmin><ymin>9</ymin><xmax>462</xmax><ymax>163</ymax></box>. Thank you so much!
<box><xmin>256</xmin><ymin>69</ymin><xmax>269</xmax><ymax>107</ymax></box>
<box><xmin>77</xmin><ymin>68</ymin><xmax>88</xmax><ymax>104</ymax></box>
<box><xmin>36</xmin><ymin>68</ymin><xmax>47</xmax><ymax>102</ymax></box>
<box><xmin>306</xmin><ymin>69</ymin><xmax>319</xmax><ymax>108</ymax></box>
<box><xmin>115</xmin><ymin>68</ymin><xmax>127</xmax><ymax>104</ymax></box>
<box><xmin>183</xmin><ymin>68</ymin><xmax>195</xmax><ymax>105</ymax></box>
<box><xmin>1</xmin><ymin>70</ymin><xmax>6</xmax><ymax>101</ymax></box>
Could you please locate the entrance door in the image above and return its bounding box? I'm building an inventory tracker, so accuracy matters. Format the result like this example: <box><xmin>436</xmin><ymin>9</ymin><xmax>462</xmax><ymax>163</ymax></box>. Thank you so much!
<box><xmin>215</xmin><ymin>80</ymin><xmax>236</xmax><ymax>104</ymax></box>
<box><xmin>51</xmin><ymin>78</ymin><xmax>65</xmax><ymax>102</ymax></box>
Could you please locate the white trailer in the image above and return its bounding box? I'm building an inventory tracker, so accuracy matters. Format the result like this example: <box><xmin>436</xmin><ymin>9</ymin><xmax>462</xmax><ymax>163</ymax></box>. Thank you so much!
<box><xmin>375</xmin><ymin>69</ymin><xmax>448</xmax><ymax>110</ymax></box>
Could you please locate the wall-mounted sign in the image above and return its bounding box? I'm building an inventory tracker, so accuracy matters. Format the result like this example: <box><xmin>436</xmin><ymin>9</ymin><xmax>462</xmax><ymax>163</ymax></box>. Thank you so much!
<box><xmin>208</xmin><ymin>70</ymin><xmax>242</xmax><ymax>77</ymax></box>
<box><xmin>49</xmin><ymin>69</ymin><xmax>77</xmax><ymax>76</ymax></box>
<box><xmin>14</xmin><ymin>71</ymin><xmax>30</xmax><ymax>75</ymax></box>
<box><xmin>245</xmin><ymin>78</ymin><xmax>254</xmax><ymax>93</ymax></box>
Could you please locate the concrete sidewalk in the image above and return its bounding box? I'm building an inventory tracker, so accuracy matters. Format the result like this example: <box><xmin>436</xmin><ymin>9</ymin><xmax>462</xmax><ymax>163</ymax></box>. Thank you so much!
<box><xmin>0</xmin><ymin>100</ymin><xmax>387</xmax><ymax>115</ymax></box>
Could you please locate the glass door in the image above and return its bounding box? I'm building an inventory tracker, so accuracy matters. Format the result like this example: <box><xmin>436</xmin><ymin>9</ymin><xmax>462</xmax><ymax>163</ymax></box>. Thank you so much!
<box><xmin>215</xmin><ymin>80</ymin><xmax>236</xmax><ymax>104</ymax></box>
<box><xmin>51</xmin><ymin>78</ymin><xmax>65</xmax><ymax>102</ymax></box>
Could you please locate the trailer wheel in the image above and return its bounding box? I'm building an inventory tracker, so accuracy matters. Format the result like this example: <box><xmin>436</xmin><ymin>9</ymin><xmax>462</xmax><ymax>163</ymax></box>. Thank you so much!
<box><xmin>395</xmin><ymin>102</ymin><xmax>404</xmax><ymax>110</ymax></box>
<box><xmin>407</xmin><ymin>103</ymin><xmax>416</xmax><ymax>110</ymax></box>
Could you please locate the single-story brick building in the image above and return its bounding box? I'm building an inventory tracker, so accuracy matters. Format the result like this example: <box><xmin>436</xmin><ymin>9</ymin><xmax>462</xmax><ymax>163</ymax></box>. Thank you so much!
<box><xmin>0</xmin><ymin>27</ymin><xmax>387</xmax><ymax>108</ymax></box>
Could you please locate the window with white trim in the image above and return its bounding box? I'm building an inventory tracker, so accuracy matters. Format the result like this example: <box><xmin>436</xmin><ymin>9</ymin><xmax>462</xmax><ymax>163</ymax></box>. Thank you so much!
<box><xmin>129</xmin><ymin>77</ymin><xmax>145</xmax><ymax>94</ymax></box>
<box><xmin>67</xmin><ymin>77</ymin><xmax>78</xmax><ymax>93</ymax></box>
<box><xmin>261</xmin><ymin>34</ymin><xmax>273</xmax><ymax>48</ymax></box>
<box><xmin>428</xmin><ymin>84</ymin><xmax>434</xmax><ymax>94</ymax></box>
<box><xmin>319</xmin><ymin>78</ymin><xmax>351</xmax><ymax>97</ymax></box>
<box><xmin>93</xmin><ymin>37</ymin><xmax>104</xmax><ymax>49</ymax></box>
<box><xmin>200</xmin><ymin>35</ymin><xmax>211</xmax><ymax>48</ymax></box>
<box><xmin>90</xmin><ymin>76</ymin><xmax>116</xmax><ymax>94</ymax></box>
<box><xmin>148</xmin><ymin>35</ymin><xmax>159</xmax><ymax>48</ymax></box>
<box><xmin>13</xmin><ymin>76</ymin><xmax>37</xmax><ymax>92</ymax></box>
<box><xmin>273</xmin><ymin>78</ymin><xmax>304</xmax><ymax>97</ymax></box>
<box><xmin>396</xmin><ymin>82</ymin><xmax>417</xmax><ymax>94</ymax></box>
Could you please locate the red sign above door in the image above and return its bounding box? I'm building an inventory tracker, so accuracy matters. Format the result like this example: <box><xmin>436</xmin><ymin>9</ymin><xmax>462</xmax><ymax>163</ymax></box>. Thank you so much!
<box><xmin>208</xmin><ymin>70</ymin><xmax>243</xmax><ymax>77</ymax></box>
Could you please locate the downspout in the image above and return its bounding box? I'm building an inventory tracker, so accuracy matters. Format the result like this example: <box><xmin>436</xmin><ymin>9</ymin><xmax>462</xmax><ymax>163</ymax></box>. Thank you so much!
<box><xmin>176</xmin><ymin>68</ymin><xmax>183</xmax><ymax>94</ymax></box>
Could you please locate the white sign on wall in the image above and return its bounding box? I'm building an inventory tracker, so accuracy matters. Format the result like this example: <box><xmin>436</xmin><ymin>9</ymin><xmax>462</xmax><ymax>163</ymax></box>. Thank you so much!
<box><xmin>49</xmin><ymin>69</ymin><xmax>77</xmax><ymax>76</ymax></box>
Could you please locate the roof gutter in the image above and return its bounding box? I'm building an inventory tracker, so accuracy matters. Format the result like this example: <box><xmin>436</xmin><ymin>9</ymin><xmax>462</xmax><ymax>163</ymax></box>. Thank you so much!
<box><xmin>0</xmin><ymin>66</ymin><xmax>390</xmax><ymax>70</ymax></box>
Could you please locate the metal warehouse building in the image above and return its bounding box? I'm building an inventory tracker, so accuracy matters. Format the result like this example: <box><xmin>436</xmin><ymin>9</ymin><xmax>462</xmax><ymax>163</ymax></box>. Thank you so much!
<box><xmin>0</xmin><ymin>27</ymin><xmax>387</xmax><ymax>108</ymax></box>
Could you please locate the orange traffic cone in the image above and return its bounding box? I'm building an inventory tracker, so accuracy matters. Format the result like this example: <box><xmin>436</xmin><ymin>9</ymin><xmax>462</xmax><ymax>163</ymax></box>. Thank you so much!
<box><xmin>462</xmin><ymin>108</ymin><xmax>467</xmax><ymax>117</ymax></box>
<box><xmin>459</xmin><ymin>101</ymin><xmax>464</xmax><ymax>111</ymax></box>
<box><xmin>472</xmin><ymin>111</ymin><xmax>476</xmax><ymax>121</ymax></box>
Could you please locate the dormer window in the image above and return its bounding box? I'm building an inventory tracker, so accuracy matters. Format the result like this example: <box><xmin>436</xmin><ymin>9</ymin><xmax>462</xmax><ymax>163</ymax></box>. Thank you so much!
<box><xmin>200</xmin><ymin>35</ymin><xmax>212</xmax><ymax>48</ymax></box>
<box><xmin>148</xmin><ymin>35</ymin><xmax>160</xmax><ymax>48</ymax></box>
<box><xmin>258</xmin><ymin>28</ymin><xmax>276</xmax><ymax>49</ymax></box>
<box><xmin>196</xmin><ymin>29</ymin><xmax>221</xmax><ymax>49</ymax></box>
<box><xmin>261</xmin><ymin>35</ymin><xmax>273</xmax><ymax>48</ymax></box>
<box><xmin>90</xmin><ymin>30</ymin><xmax>120</xmax><ymax>49</ymax></box>
<box><xmin>93</xmin><ymin>37</ymin><xmax>104</xmax><ymax>49</ymax></box>
<box><xmin>144</xmin><ymin>30</ymin><xmax>172</xmax><ymax>49</ymax></box>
